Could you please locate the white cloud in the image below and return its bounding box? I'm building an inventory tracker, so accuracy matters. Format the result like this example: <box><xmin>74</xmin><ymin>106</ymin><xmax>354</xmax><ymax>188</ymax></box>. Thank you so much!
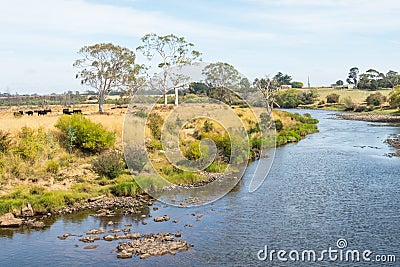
<box><xmin>241</xmin><ymin>0</ymin><xmax>400</xmax><ymax>34</ymax></box>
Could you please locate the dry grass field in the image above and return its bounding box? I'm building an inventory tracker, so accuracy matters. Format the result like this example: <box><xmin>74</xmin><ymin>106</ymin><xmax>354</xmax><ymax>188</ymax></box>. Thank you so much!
<box><xmin>0</xmin><ymin>104</ymin><xmax>127</xmax><ymax>142</ymax></box>
<box><xmin>299</xmin><ymin>87</ymin><xmax>393</xmax><ymax>104</ymax></box>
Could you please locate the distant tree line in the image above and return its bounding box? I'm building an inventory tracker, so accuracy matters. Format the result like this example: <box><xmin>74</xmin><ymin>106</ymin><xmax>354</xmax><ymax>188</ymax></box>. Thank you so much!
<box><xmin>340</xmin><ymin>67</ymin><xmax>400</xmax><ymax>90</ymax></box>
<box><xmin>0</xmin><ymin>93</ymin><xmax>86</xmax><ymax>107</ymax></box>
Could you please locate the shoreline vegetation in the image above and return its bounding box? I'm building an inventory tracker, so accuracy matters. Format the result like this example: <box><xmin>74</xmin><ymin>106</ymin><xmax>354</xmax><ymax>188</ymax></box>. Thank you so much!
<box><xmin>0</xmin><ymin>103</ymin><xmax>319</xmax><ymax>223</ymax></box>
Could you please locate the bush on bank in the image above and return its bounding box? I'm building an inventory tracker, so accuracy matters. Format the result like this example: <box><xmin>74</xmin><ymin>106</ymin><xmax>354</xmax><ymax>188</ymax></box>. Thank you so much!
<box><xmin>55</xmin><ymin>114</ymin><xmax>115</xmax><ymax>153</ymax></box>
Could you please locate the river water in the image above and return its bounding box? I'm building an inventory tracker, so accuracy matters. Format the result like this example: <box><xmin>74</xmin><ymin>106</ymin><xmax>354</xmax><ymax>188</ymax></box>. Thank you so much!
<box><xmin>0</xmin><ymin>110</ymin><xmax>399</xmax><ymax>266</ymax></box>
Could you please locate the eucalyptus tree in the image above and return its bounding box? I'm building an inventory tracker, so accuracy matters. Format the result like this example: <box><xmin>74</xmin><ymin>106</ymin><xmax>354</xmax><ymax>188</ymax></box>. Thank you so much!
<box><xmin>137</xmin><ymin>33</ymin><xmax>201</xmax><ymax>106</ymax></box>
<box><xmin>386</xmin><ymin>70</ymin><xmax>400</xmax><ymax>88</ymax></box>
<box><xmin>253</xmin><ymin>76</ymin><xmax>280</xmax><ymax>114</ymax></box>
<box><xmin>74</xmin><ymin>43</ymin><xmax>142</xmax><ymax>113</ymax></box>
<box><xmin>346</xmin><ymin>67</ymin><xmax>360</xmax><ymax>87</ymax></box>
<box><xmin>202</xmin><ymin>62</ymin><xmax>242</xmax><ymax>105</ymax></box>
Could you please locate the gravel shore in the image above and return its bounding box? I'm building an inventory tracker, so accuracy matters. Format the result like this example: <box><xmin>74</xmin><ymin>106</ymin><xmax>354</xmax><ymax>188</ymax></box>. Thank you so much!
<box><xmin>337</xmin><ymin>112</ymin><xmax>400</xmax><ymax>123</ymax></box>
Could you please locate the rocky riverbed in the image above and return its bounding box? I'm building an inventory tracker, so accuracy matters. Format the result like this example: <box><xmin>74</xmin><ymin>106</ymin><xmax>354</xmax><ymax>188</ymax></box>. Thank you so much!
<box><xmin>0</xmin><ymin>195</ymin><xmax>154</xmax><ymax>229</ymax></box>
<box><xmin>386</xmin><ymin>134</ymin><xmax>400</xmax><ymax>157</ymax></box>
<box><xmin>337</xmin><ymin>112</ymin><xmax>400</xmax><ymax>123</ymax></box>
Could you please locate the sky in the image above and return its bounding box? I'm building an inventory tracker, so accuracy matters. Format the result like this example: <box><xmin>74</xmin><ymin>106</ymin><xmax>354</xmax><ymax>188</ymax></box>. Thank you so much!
<box><xmin>1</xmin><ymin>0</ymin><xmax>400</xmax><ymax>94</ymax></box>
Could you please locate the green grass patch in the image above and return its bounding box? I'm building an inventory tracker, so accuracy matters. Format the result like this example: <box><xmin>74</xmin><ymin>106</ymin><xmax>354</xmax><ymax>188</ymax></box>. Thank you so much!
<box><xmin>0</xmin><ymin>187</ymin><xmax>91</xmax><ymax>215</ymax></box>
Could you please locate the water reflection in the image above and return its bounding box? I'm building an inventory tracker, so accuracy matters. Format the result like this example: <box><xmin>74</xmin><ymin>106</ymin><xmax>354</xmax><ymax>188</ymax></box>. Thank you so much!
<box><xmin>0</xmin><ymin>110</ymin><xmax>399</xmax><ymax>267</ymax></box>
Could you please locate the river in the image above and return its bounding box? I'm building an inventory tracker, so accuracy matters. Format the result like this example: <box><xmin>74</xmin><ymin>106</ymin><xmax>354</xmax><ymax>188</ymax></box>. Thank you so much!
<box><xmin>0</xmin><ymin>110</ymin><xmax>399</xmax><ymax>266</ymax></box>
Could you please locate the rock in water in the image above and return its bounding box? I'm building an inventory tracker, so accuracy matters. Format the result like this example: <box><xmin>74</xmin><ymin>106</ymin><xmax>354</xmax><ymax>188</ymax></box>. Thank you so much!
<box><xmin>83</xmin><ymin>245</ymin><xmax>98</xmax><ymax>250</ymax></box>
<box><xmin>117</xmin><ymin>250</ymin><xmax>133</xmax><ymax>259</ymax></box>
<box><xmin>0</xmin><ymin>213</ymin><xmax>23</xmax><ymax>227</ymax></box>
<box><xmin>21</xmin><ymin>203</ymin><xmax>34</xmax><ymax>217</ymax></box>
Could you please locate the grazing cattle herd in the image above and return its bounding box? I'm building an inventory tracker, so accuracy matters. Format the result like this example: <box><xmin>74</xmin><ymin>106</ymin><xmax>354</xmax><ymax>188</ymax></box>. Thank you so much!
<box><xmin>13</xmin><ymin>108</ymin><xmax>83</xmax><ymax>117</ymax></box>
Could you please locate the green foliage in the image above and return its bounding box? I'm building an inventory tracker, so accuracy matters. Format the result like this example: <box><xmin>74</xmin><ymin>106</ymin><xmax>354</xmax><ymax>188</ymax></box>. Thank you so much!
<box><xmin>275</xmin><ymin>89</ymin><xmax>318</xmax><ymax>107</ymax></box>
<box><xmin>133</xmin><ymin>108</ymin><xmax>148</xmax><ymax>118</ymax></box>
<box><xmin>0</xmin><ymin>130</ymin><xmax>12</xmax><ymax>153</ymax></box>
<box><xmin>109</xmin><ymin>181</ymin><xmax>142</xmax><ymax>196</ymax></box>
<box><xmin>55</xmin><ymin>114</ymin><xmax>115</xmax><ymax>153</ymax></box>
<box><xmin>201</xmin><ymin>132</ymin><xmax>231</xmax><ymax>160</ymax></box>
<box><xmin>354</xmin><ymin>105</ymin><xmax>369</xmax><ymax>112</ymax></box>
<box><xmin>205</xmin><ymin>162</ymin><xmax>228</xmax><ymax>173</ymax></box>
<box><xmin>15</xmin><ymin>127</ymin><xmax>53</xmax><ymax>162</ymax></box>
<box><xmin>203</xmin><ymin>120</ymin><xmax>214</xmax><ymax>132</ymax></box>
<box><xmin>66</xmin><ymin>125</ymin><xmax>77</xmax><ymax>153</ymax></box>
<box><xmin>92</xmin><ymin>151</ymin><xmax>125</xmax><ymax>179</ymax></box>
<box><xmin>145</xmin><ymin>139</ymin><xmax>163</xmax><ymax>152</ymax></box>
<box><xmin>298</xmin><ymin>90</ymin><xmax>318</xmax><ymax>104</ymax></box>
<box><xmin>275</xmin><ymin>89</ymin><xmax>301</xmax><ymax>108</ymax></box>
<box><xmin>71</xmin><ymin>183</ymin><xmax>95</xmax><ymax>194</ymax></box>
<box><xmin>184</xmin><ymin>141</ymin><xmax>202</xmax><ymax>160</ymax></box>
<box><xmin>188</xmin><ymin>82</ymin><xmax>211</xmax><ymax>95</ymax></box>
<box><xmin>274</xmin><ymin>119</ymin><xmax>283</xmax><ymax>131</ymax></box>
<box><xmin>366</xmin><ymin>92</ymin><xmax>386</xmax><ymax>106</ymax></box>
<box><xmin>291</xmin><ymin>81</ymin><xmax>303</xmax><ymax>88</ymax></box>
<box><xmin>124</xmin><ymin>146</ymin><xmax>147</xmax><ymax>172</ymax></box>
<box><xmin>287</xmin><ymin>112</ymin><xmax>319</xmax><ymax>124</ymax></box>
<box><xmin>0</xmin><ymin>187</ymin><xmax>89</xmax><ymax>215</ymax></box>
<box><xmin>74</xmin><ymin>43</ymin><xmax>142</xmax><ymax>113</ymax></box>
<box><xmin>45</xmin><ymin>160</ymin><xmax>60</xmax><ymax>174</ymax></box>
<box><xmin>274</xmin><ymin>72</ymin><xmax>292</xmax><ymax>85</ymax></box>
<box><xmin>147</xmin><ymin>112</ymin><xmax>163</xmax><ymax>140</ymax></box>
<box><xmin>389</xmin><ymin>87</ymin><xmax>400</xmax><ymax>109</ymax></box>
<box><xmin>326</xmin><ymin>93</ymin><xmax>340</xmax><ymax>103</ymax></box>
<box><xmin>347</xmin><ymin>67</ymin><xmax>359</xmax><ymax>86</ymax></box>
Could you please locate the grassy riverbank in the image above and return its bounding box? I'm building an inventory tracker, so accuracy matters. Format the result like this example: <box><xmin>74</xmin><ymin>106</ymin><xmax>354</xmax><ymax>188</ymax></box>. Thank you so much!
<box><xmin>0</xmin><ymin>103</ymin><xmax>318</xmax><ymax>216</ymax></box>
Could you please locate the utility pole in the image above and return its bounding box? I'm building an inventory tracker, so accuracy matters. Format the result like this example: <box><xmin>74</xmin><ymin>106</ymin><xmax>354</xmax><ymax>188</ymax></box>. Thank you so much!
<box><xmin>307</xmin><ymin>76</ymin><xmax>310</xmax><ymax>88</ymax></box>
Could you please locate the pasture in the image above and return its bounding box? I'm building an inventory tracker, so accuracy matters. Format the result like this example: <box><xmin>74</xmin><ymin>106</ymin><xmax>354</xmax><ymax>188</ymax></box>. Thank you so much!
<box><xmin>301</xmin><ymin>87</ymin><xmax>394</xmax><ymax>104</ymax></box>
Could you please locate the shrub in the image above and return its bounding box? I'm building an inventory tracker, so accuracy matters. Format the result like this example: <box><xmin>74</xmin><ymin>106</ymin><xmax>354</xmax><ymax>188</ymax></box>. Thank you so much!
<box><xmin>45</xmin><ymin>160</ymin><xmax>59</xmax><ymax>174</ymax></box>
<box><xmin>326</xmin><ymin>93</ymin><xmax>340</xmax><ymax>103</ymax></box>
<box><xmin>147</xmin><ymin>112</ymin><xmax>163</xmax><ymax>140</ymax></box>
<box><xmin>203</xmin><ymin>120</ymin><xmax>214</xmax><ymax>132</ymax></box>
<box><xmin>133</xmin><ymin>108</ymin><xmax>148</xmax><ymax>118</ymax></box>
<box><xmin>341</xmin><ymin>96</ymin><xmax>355</xmax><ymax>111</ymax></box>
<box><xmin>145</xmin><ymin>139</ymin><xmax>163</xmax><ymax>153</ymax></box>
<box><xmin>184</xmin><ymin>141</ymin><xmax>202</xmax><ymax>160</ymax></box>
<box><xmin>366</xmin><ymin>92</ymin><xmax>386</xmax><ymax>106</ymax></box>
<box><xmin>55</xmin><ymin>114</ymin><xmax>115</xmax><ymax>153</ymax></box>
<box><xmin>15</xmin><ymin>127</ymin><xmax>51</xmax><ymax>162</ymax></box>
<box><xmin>389</xmin><ymin>87</ymin><xmax>400</xmax><ymax>109</ymax></box>
<box><xmin>354</xmin><ymin>105</ymin><xmax>368</xmax><ymax>112</ymax></box>
<box><xmin>124</xmin><ymin>146</ymin><xmax>147</xmax><ymax>172</ymax></box>
<box><xmin>0</xmin><ymin>130</ymin><xmax>12</xmax><ymax>153</ymax></box>
<box><xmin>291</xmin><ymin>81</ymin><xmax>303</xmax><ymax>88</ymax></box>
<box><xmin>274</xmin><ymin>119</ymin><xmax>283</xmax><ymax>131</ymax></box>
<box><xmin>66</xmin><ymin>126</ymin><xmax>77</xmax><ymax>153</ymax></box>
<box><xmin>92</xmin><ymin>151</ymin><xmax>125</xmax><ymax>179</ymax></box>
<box><xmin>298</xmin><ymin>90</ymin><xmax>318</xmax><ymax>105</ymax></box>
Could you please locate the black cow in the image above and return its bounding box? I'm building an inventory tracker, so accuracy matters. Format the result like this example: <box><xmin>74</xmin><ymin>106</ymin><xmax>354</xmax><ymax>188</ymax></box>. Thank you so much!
<box><xmin>26</xmin><ymin>111</ymin><xmax>34</xmax><ymax>116</ymax></box>
<box><xmin>44</xmin><ymin>109</ymin><xmax>52</xmax><ymax>114</ymax></box>
<box><xmin>38</xmin><ymin>110</ymin><xmax>46</xmax><ymax>116</ymax></box>
<box><xmin>63</xmin><ymin>108</ymin><xmax>72</xmax><ymax>115</ymax></box>
<box><xmin>18</xmin><ymin>111</ymin><xmax>24</xmax><ymax>115</ymax></box>
<box><xmin>72</xmin><ymin>109</ymin><xmax>82</xmax><ymax>114</ymax></box>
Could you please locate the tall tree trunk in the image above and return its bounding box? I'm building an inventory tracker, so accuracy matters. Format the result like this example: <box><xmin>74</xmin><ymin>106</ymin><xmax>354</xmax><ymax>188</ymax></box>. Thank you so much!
<box><xmin>99</xmin><ymin>93</ymin><xmax>104</xmax><ymax>113</ymax></box>
<box><xmin>174</xmin><ymin>88</ymin><xmax>179</xmax><ymax>106</ymax></box>
<box><xmin>164</xmin><ymin>91</ymin><xmax>168</xmax><ymax>106</ymax></box>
